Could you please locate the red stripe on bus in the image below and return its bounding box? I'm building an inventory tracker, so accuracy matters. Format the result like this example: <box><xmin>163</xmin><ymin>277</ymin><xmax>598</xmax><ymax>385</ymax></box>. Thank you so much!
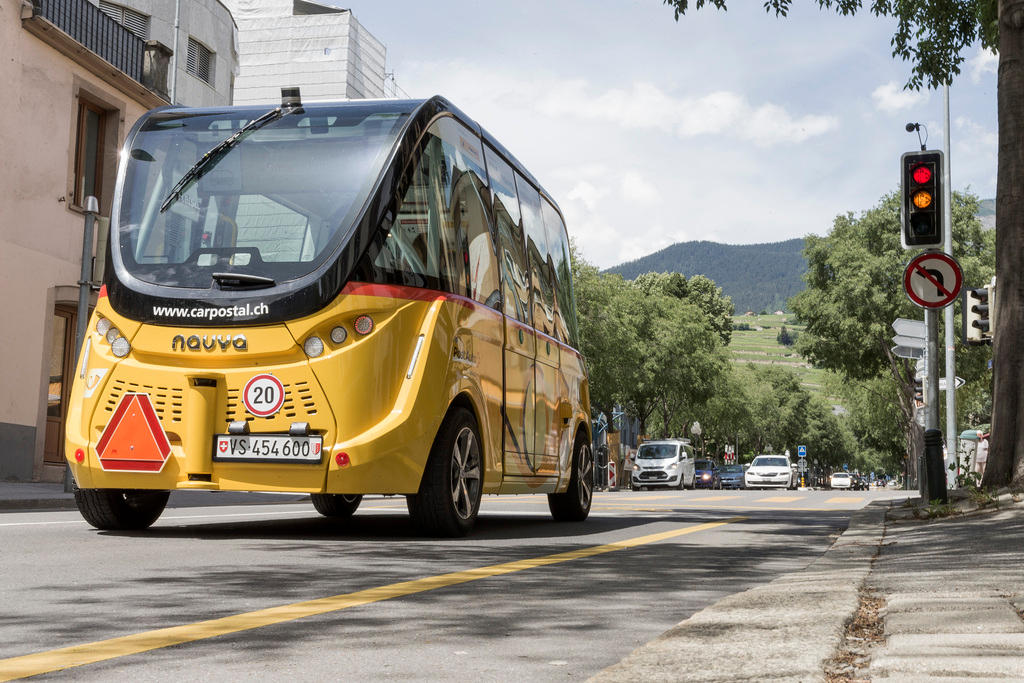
<box><xmin>98</xmin><ymin>284</ymin><xmax>107</xmax><ymax>298</ymax></box>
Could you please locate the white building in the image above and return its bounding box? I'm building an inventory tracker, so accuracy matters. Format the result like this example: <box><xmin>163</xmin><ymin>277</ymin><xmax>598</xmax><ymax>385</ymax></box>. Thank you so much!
<box><xmin>224</xmin><ymin>0</ymin><xmax>390</xmax><ymax>105</ymax></box>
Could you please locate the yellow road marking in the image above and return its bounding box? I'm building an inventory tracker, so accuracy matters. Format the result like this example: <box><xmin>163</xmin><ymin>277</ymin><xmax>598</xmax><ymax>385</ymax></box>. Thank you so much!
<box><xmin>757</xmin><ymin>496</ymin><xmax>805</xmax><ymax>503</ymax></box>
<box><xmin>0</xmin><ymin>517</ymin><xmax>744</xmax><ymax>681</ymax></box>
<box><xmin>825</xmin><ymin>497</ymin><xmax>863</xmax><ymax>504</ymax></box>
<box><xmin>692</xmin><ymin>495</ymin><xmax>743</xmax><ymax>502</ymax></box>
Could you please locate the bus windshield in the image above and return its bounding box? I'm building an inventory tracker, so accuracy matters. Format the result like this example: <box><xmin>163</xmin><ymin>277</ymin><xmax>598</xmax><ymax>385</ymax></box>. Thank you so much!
<box><xmin>116</xmin><ymin>104</ymin><xmax>407</xmax><ymax>289</ymax></box>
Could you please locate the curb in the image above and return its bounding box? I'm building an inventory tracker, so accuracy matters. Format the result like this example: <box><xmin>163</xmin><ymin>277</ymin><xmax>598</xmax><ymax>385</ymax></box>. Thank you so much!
<box><xmin>589</xmin><ymin>501</ymin><xmax>890</xmax><ymax>682</ymax></box>
<box><xmin>0</xmin><ymin>498</ymin><xmax>78</xmax><ymax>511</ymax></box>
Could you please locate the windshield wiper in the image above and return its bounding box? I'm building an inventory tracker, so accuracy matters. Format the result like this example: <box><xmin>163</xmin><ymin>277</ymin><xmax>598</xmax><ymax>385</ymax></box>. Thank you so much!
<box><xmin>159</xmin><ymin>107</ymin><xmax>283</xmax><ymax>213</ymax></box>
<box><xmin>211</xmin><ymin>272</ymin><xmax>276</xmax><ymax>289</ymax></box>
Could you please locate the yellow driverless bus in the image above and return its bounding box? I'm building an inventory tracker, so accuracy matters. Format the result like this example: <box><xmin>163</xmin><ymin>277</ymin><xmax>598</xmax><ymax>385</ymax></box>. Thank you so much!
<box><xmin>65</xmin><ymin>92</ymin><xmax>592</xmax><ymax>536</ymax></box>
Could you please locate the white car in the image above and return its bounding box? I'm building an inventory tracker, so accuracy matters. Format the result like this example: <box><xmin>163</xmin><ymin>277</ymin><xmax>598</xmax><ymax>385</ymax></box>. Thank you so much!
<box><xmin>743</xmin><ymin>455</ymin><xmax>796</xmax><ymax>490</ymax></box>
<box><xmin>631</xmin><ymin>439</ymin><xmax>696</xmax><ymax>490</ymax></box>
<box><xmin>830</xmin><ymin>472</ymin><xmax>853</xmax><ymax>490</ymax></box>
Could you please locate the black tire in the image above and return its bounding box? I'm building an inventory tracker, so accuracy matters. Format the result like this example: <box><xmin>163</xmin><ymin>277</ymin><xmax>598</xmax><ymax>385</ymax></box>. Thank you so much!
<box><xmin>74</xmin><ymin>488</ymin><xmax>169</xmax><ymax>530</ymax></box>
<box><xmin>406</xmin><ymin>407</ymin><xmax>483</xmax><ymax>537</ymax></box>
<box><xmin>311</xmin><ymin>493</ymin><xmax>362</xmax><ymax>518</ymax></box>
<box><xmin>548</xmin><ymin>433</ymin><xmax>593</xmax><ymax>522</ymax></box>
<box><xmin>676</xmin><ymin>477</ymin><xmax>685</xmax><ymax>491</ymax></box>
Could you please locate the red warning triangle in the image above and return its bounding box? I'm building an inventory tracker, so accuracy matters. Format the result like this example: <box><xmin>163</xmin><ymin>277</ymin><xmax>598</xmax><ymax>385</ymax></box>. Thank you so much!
<box><xmin>96</xmin><ymin>393</ymin><xmax>171</xmax><ymax>472</ymax></box>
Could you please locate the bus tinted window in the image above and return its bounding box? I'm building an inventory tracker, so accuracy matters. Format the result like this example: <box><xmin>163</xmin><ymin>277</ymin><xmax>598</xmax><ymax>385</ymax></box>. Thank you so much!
<box><xmin>485</xmin><ymin>147</ymin><xmax>529</xmax><ymax>325</ymax></box>
<box><xmin>517</xmin><ymin>175</ymin><xmax>555</xmax><ymax>338</ymax></box>
<box><xmin>358</xmin><ymin>117</ymin><xmax>496</xmax><ymax>302</ymax></box>
<box><xmin>540</xmin><ymin>200</ymin><xmax>577</xmax><ymax>346</ymax></box>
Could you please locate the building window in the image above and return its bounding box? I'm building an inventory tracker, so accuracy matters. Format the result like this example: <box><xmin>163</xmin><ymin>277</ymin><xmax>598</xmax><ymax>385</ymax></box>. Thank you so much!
<box><xmin>187</xmin><ymin>37</ymin><xmax>215</xmax><ymax>86</ymax></box>
<box><xmin>73</xmin><ymin>98</ymin><xmax>107</xmax><ymax>209</ymax></box>
<box><xmin>98</xmin><ymin>1</ymin><xmax>150</xmax><ymax>40</ymax></box>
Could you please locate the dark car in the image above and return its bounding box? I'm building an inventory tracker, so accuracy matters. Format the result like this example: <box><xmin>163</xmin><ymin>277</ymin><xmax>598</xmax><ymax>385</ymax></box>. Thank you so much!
<box><xmin>719</xmin><ymin>464</ymin><xmax>745</xmax><ymax>489</ymax></box>
<box><xmin>694</xmin><ymin>459</ymin><xmax>721</xmax><ymax>489</ymax></box>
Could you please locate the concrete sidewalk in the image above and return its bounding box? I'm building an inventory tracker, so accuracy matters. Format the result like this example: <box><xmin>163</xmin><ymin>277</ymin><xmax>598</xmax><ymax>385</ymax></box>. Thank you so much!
<box><xmin>591</xmin><ymin>491</ymin><xmax>1024</xmax><ymax>682</ymax></box>
<box><xmin>0</xmin><ymin>480</ymin><xmax>310</xmax><ymax>510</ymax></box>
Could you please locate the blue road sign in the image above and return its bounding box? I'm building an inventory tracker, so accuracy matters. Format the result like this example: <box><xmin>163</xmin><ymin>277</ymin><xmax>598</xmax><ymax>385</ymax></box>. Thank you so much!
<box><xmin>798</xmin><ymin>445</ymin><xmax>807</xmax><ymax>457</ymax></box>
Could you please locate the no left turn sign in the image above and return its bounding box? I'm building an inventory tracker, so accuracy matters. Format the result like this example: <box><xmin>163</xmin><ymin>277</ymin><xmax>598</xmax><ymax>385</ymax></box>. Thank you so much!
<box><xmin>903</xmin><ymin>251</ymin><xmax>963</xmax><ymax>309</ymax></box>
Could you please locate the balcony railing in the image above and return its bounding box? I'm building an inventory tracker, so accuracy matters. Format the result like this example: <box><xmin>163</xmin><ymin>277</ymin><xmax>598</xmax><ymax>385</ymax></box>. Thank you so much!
<box><xmin>32</xmin><ymin>0</ymin><xmax>144</xmax><ymax>83</ymax></box>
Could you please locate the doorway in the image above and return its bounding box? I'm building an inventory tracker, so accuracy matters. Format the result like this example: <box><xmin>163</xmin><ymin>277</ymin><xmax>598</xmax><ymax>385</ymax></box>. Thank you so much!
<box><xmin>43</xmin><ymin>306</ymin><xmax>76</xmax><ymax>467</ymax></box>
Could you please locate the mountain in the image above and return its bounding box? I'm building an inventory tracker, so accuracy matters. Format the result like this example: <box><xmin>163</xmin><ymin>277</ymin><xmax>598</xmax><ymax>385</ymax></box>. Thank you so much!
<box><xmin>605</xmin><ymin>239</ymin><xmax>806</xmax><ymax>314</ymax></box>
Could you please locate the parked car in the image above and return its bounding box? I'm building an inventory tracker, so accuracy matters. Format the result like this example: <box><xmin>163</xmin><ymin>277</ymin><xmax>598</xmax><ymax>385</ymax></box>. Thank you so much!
<box><xmin>830</xmin><ymin>472</ymin><xmax>853</xmax><ymax>490</ymax></box>
<box><xmin>719</xmin><ymin>464</ymin><xmax>745</xmax><ymax>489</ymax></box>
<box><xmin>743</xmin><ymin>454</ymin><xmax>796</xmax><ymax>490</ymax></box>
<box><xmin>694</xmin><ymin>459</ymin><xmax>722</xmax><ymax>489</ymax></box>
<box><xmin>631</xmin><ymin>439</ymin><xmax>696</xmax><ymax>490</ymax></box>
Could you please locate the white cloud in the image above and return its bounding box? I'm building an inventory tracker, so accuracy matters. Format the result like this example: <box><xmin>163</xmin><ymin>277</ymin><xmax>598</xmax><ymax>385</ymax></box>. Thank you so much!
<box><xmin>871</xmin><ymin>81</ymin><xmax>929</xmax><ymax>113</ymax></box>
<box><xmin>621</xmin><ymin>171</ymin><xmax>660</xmax><ymax>204</ymax></box>
<box><xmin>969</xmin><ymin>48</ymin><xmax>998</xmax><ymax>84</ymax></box>
<box><xmin>565</xmin><ymin>180</ymin><xmax>602</xmax><ymax>212</ymax></box>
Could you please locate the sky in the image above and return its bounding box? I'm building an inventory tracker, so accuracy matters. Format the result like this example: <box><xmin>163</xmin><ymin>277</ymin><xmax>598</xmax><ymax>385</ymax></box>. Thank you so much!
<box><xmin>342</xmin><ymin>1</ymin><xmax>998</xmax><ymax>270</ymax></box>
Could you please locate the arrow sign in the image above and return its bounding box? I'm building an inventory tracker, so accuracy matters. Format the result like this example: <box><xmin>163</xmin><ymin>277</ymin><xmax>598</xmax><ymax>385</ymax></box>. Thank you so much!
<box><xmin>892</xmin><ymin>334</ymin><xmax>927</xmax><ymax>348</ymax></box>
<box><xmin>892</xmin><ymin>345</ymin><xmax>925</xmax><ymax>360</ymax></box>
<box><xmin>892</xmin><ymin>318</ymin><xmax>926</xmax><ymax>338</ymax></box>
<box><xmin>938</xmin><ymin>377</ymin><xmax>966</xmax><ymax>391</ymax></box>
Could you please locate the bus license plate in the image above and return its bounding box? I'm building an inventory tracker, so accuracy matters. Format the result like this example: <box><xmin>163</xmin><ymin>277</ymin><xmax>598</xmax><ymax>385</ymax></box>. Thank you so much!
<box><xmin>213</xmin><ymin>434</ymin><xmax>323</xmax><ymax>463</ymax></box>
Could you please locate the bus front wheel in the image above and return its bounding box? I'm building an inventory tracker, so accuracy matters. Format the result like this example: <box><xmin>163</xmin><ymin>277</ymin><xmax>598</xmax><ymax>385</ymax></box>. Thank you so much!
<box><xmin>74</xmin><ymin>488</ymin><xmax>169</xmax><ymax>530</ymax></box>
<box><xmin>407</xmin><ymin>407</ymin><xmax>483</xmax><ymax>537</ymax></box>
<box><xmin>548</xmin><ymin>434</ymin><xmax>593</xmax><ymax>522</ymax></box>
<box><xmin>311</xmin><ymin>493</ymin><xmax>362</xmax><ymax>518</ymax></box>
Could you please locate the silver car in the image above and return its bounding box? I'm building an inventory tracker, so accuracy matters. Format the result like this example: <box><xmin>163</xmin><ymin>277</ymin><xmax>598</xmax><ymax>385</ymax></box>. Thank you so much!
<box><xmin>631</xmin><ymin>440</ymin><xmax>696</xmax><ymax>490</ymax></box>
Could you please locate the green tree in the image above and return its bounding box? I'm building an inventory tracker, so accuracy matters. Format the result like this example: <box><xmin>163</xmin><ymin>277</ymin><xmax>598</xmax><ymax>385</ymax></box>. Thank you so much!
<box><xmin>633</xmin><ymin>271</ymin><xmax>735</xmax><ymax>344</ymax></box>
<box><xmin>572</xmin><ymin>243</ymin><xmax>640</xmax><ymax>427</ymax></box>
<box><xmin>660</xmin><ymin>0</ymin><xmax>1023</xmax><ymax>488</ymax></box>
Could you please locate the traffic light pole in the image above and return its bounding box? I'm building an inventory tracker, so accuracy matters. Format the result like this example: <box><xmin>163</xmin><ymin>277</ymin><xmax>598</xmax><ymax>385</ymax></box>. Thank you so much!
<box><xmin>942</xmin><ymin>83</ymin><xmax>957</xmax><ymax>486</ymax></box>
<box><xmin>925</xmin><ymin>308</ymin><xmax>940</xmax><ymax>429</ymax></box>
<box><xmin>924</xmin><ymin>307</ymin><xmax>947</xmax><ymax>502</ymax></box>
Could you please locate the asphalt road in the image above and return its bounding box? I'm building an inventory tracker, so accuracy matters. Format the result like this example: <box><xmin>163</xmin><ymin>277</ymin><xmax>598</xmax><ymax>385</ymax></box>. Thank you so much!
<box><xmin>0</xmin><ymin>488</ymin><xmax>909</xmax><ymax>681</ymax></box>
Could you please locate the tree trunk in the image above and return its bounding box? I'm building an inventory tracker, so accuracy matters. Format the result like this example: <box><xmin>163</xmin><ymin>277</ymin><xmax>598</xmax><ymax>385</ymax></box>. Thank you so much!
<box><xmin>987</xmin><ymin>0</ymin><xmax>1024</xmax><ymax>488</ymax></box>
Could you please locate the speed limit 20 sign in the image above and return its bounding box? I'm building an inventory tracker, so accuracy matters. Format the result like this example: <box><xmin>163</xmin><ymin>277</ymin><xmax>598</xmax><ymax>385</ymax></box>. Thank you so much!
<box><xmin>242</xmin><ymin>374</ymin><xmax>285</xmax><ymax>417</ymax></box>
<box><xmin>903</xmin><ymin>251</ymin><xmax>963</xmax><ymax>309</ymax></box>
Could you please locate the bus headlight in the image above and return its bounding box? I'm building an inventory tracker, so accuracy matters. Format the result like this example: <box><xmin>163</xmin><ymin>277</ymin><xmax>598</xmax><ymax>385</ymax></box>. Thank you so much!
<box><xmin>96</xmin><ymin>317</ymin><xmax>112</xmax><ymax>336</ymax></box>
<box><xmin>330</xmin><ymin>326</ymin><xmax>347</xmax><ymax>344</ymax></box>
<box><xmin>303</xmin><ymin>336</ymin><xmax>325</xmax><ymax>358</ymax></box>
<box><xmin>105</xmin><ymin>327</ymin><xmax>120</xmax><ymax>344</ymax></box>
<box><xmin>111</xmin><ymin>336</ymin><xmax>131</xmax><ymax>358</ymax></box>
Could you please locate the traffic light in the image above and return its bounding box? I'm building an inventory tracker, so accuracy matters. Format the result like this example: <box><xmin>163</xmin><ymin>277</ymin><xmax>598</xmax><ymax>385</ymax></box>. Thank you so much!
<box><xmin>963</xmin><ymin>280</ymin><xmax>996</xmax><ymax>345</ymax></box>
<box><xmin>913</xmin><ymin>376</ymin><xmax>925</xmax><ymax>406</ymax></box>
<box><xmin>901</xmin><ymin>150</ymin><xmax>944</xmax><ymax>248</ymax></box>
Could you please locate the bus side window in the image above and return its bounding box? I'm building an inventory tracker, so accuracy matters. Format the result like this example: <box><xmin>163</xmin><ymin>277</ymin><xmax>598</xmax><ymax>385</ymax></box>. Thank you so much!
<box><xmin>485</xmin><ymin>147</ymin><xmax>530</xmax><ymax>325</ymax></box>
<box><xmin>540</xmin><ymin>200</ymin><xmax>577</xmax><ymax>347</ymax></box>
<box><xmin>356</xmin><ymin>136</ymin><xmax>445</xmax><ymax>290</ymax></box>
<box><xmin>432</xmin><ymin>118</ymin><xmax>497</xmax><ymax>303</ymax></box>
<box><xmin>517</xmin><ymin>175</ymin><xmax>555</xmax><ymax>338</ymax></box>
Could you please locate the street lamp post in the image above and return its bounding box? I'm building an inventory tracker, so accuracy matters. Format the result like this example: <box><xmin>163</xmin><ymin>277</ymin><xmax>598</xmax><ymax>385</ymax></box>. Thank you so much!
<box><xmin>691</xmin><ymin>421</ymin><xmax>703</xmax><ymax>457</ymax></box>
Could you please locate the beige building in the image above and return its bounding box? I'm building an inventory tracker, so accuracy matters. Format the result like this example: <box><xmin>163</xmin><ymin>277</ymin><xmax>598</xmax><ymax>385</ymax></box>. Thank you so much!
<box><xmin>0</xmin><ymin>0</ymin><xmax>236</xmax><ymax>482</ymax></box>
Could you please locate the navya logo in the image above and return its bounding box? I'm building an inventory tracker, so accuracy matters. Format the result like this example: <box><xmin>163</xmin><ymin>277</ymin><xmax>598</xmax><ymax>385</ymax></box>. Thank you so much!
<box><xmin>171</xmin><ymin>334</ymin><xmax>248</xmax><ymax>351</ymax></box>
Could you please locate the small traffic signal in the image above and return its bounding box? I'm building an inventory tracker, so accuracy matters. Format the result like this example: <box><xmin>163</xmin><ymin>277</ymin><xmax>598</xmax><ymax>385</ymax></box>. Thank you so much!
<box><xmin>901</xmin><ymin>150</ymin><xmax>944</xmax><ymax>248</ymax></box>
<box><xmin>913</xmin><ymin>376</ymin><xmax>925</xmax><ymax>406</ymax></box>
<box><xmin>963</xmin><ymin>279</ymin><xmax>996</xmax><ymax>345</ymax></box>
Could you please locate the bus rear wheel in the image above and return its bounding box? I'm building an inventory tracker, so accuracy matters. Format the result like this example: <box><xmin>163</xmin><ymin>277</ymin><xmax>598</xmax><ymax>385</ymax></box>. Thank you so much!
<box><xmin>407</xmin><ymin>407</ymin><xmax>483</xmax><ymax>537</ymax></box>
<box><xmin>74</xmin><ymin>488</ymin><xmax>169</xmax><ymax>530</ymax></box>
<box><xmin>548</xmin><ymin>434</ymin><xmax>593</xmax><ymax>522</ymax></box>
<box><xmin>311</xmin><ymin>493</ymin><xmax>362</xmax><ymax>518</ymax></box>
